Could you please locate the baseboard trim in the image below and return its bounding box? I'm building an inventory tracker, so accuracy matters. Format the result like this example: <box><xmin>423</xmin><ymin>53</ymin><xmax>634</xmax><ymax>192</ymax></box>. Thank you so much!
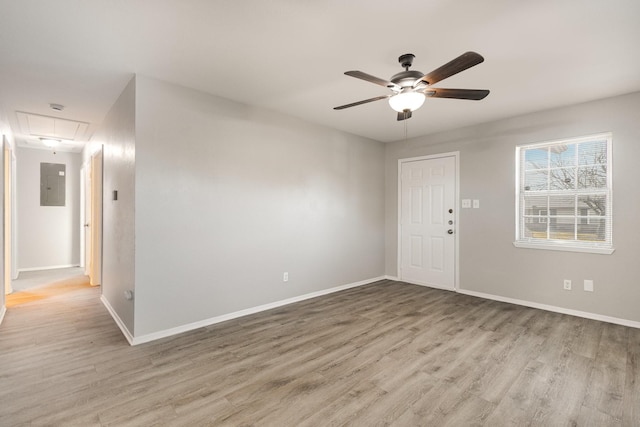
<box><xmin>457</xmin><ymin>288</ymin><xmax>640</xmax><ymax>329</ymax></box>
<box><xmin>398</xmin><ymin>278</ymin><xmax>456</xmax><ymax>292</ymax></box>
<box><xmin>0</xmin><ymin>305</ymin><xmax>6</xmax><ymax>326</ymax></box>
<box><xmin>18</xmin><ymin>264</ymin><xmax>80</xmax><ymax>273</ymax></box>
<box><xmin>100</xmin><ymin>295</ymin><xmax>134</xmax><ymax>345</ymax></box>
<box><xmin>130</xmin><ymin>276</ymin><xmax>386</xmax><ymax>346</ymax></box>
<box><xmin>384</xmin><ymin>276</ymin><xmax>457</xmax><ymax>292</ymax></box>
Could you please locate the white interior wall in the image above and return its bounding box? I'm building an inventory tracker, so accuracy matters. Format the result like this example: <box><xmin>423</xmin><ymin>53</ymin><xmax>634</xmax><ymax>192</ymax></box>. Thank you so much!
<box><xmin>89</xmin><ymin>75</ymin><xmax>639</xmax><ymax>342</ymax></box>
<box><xmin>84</xmin><ymin>76</ymin><xmax>136</xmax><ymax>335</ymax></box>
<box><xmin>385</xmin><ymin>91</ymin><xmax>640</xmax><ymax>324</ymax></box>
<box><xmin>133</xmin><ymin>76</ymin><xmax>385</xmax><ymax>336</ymax></box>
<box><xmin>16</xmin><ymin>147</ymin><xmax>81</xmax><ymax>271</ymax></box>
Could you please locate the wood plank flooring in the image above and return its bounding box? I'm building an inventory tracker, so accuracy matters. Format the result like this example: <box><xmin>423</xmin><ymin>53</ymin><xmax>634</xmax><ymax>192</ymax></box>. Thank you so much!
<box><xmin>1</xmin><ymin>278</ymin><xmax>639</xmax><ymax>426</ymax></box>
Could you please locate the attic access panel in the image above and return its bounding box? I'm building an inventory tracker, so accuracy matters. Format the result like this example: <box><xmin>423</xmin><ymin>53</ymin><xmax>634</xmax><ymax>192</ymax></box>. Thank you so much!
<box><xmin>40</xmin><ymin>163</ymin><xmax>66</xmax><ymax>206</ymax></box>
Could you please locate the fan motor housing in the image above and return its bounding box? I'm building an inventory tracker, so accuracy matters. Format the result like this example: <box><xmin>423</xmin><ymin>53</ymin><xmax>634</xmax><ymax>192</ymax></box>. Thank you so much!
<box><xmin>390</xmin><ymin>70</ymin><xmax>424</xmax><ymax>88</ymax></box>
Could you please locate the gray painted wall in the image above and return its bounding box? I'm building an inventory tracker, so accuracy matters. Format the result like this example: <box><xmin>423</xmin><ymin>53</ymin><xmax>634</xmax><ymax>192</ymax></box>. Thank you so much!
<box><xmin>133</xmin><ymin>76</ymin><xmax>385</xmax><ymax>336</ymax></box>
<box><xmin>16</xmin><ymin>147</ymin><xmax>81</xmax><ymax>270</ymax></box>
<box><xmin>85</xmin><ymin>76</ymin><xmax>136</xmax><ymax>334</ymax></box>
<box><xmin>385</xmin><ymin>91</ymin><xmax>640</xmax><ymax>323</ymax></box>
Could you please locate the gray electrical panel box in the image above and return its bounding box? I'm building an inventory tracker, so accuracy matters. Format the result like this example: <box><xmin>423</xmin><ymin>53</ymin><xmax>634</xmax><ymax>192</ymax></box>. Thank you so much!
<box><xmin>40</xmin><ymin>163</ymin><xmax>66</xmax><ymax>206</ymax></box>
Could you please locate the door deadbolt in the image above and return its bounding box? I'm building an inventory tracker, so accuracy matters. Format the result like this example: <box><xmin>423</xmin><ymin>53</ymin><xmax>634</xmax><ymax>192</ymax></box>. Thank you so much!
<box><xmin>448</xmin><ymin>220</ymin><xmax>453</xmax><ymax>225</ymax></box>
<box><xmin>448</xmin><ymin>208</ymin><xmax>453</xmax><ymax>214</ymax></box>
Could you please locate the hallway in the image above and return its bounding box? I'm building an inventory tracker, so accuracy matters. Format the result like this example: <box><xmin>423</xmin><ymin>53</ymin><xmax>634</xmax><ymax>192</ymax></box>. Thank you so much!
<box><xmin>10</xmin><ymin>267</ymin><xmax>85</xmax><ymax>292</ymax></box>
<box><xmin>6</xmin><ymin>267</ymin><xmax>89</xmax><ymax>308</ymax></box>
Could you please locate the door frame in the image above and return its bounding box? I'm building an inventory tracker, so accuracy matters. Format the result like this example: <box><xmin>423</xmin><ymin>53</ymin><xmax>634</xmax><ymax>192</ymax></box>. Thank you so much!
<box><xmin>3</xmin><ymin>139</ymin><xmax>13</xmax><ymax>296</ymax></box>
<box><xmin>11</xmin><ymin>149</ymin><xmax>16</xmax><ymax>281</ymax></box>
<box><xmin>80</xmin><ymin>162</ymin><xmax>86</xmax><ymax>271</ymax></box>
<box><xmin>80</xmin><ymin>147</ymin><xmax>103</xmax><ymax>286</ymax></box>
<box><xmin>397</xmin><ymin>151</ymin><xmax>460</xmax><ymax>291</ymax></box>
<box><xmin>89</xmin><ymin>149</ymin><xmax>103</xmax><ymax>286</ymax></box>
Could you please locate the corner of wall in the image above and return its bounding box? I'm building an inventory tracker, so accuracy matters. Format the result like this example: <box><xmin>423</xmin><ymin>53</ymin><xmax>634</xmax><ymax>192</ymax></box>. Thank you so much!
<box><xmin>93</xmin><ymin>75</ymin><xmax>137</xmax><ymax>337</ymax></box>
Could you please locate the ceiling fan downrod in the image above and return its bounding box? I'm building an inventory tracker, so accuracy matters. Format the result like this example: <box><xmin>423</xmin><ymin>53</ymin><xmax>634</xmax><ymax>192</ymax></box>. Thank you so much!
<box><xmin>398</xmin><ymin>53</ymin><xmax>415</xmax><ymax>71</ymax></box>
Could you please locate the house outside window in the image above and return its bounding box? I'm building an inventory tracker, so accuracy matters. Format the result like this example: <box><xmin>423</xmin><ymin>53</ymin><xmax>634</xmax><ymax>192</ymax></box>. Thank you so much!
<box><xmin>514</xmin><ymin>133</ymin><xmax>613</xmax><ymax>254</ymax></box>
<box><xmin>538</xmin><ymin>209</ymin><xmax>548</xmax><ymax>224</ymax></box>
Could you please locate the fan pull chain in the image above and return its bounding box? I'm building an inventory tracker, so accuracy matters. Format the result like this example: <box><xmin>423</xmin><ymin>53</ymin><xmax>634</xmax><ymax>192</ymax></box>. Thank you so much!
<box><xmin>404</xmin><ymin>116</ymin><xmax>408</xmax><ymax>143</ymax></box>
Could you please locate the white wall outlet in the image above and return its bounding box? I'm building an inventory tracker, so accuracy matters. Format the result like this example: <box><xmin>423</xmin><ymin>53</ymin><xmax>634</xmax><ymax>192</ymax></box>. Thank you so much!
<box><xmin>584</xmin><ymin>279</ymin><xmax>594</xmax><ymax>292</ymax></box>
<box><xmin>473</xmin><ymin>199</ymin><xmax>480</xmax><ymax>209</ymax></box>
<box><xmin>462</xmin><ymin>199</ymin><xmax>471</xmax><ymax>208</ymax></box>
<box><xmin>283</xmin><ymin>272</ymin><xmax>289</xmax><ymax>282</ymax></box>
<box><xmin>563</xmin><ymin>279</ymin><xmax>572</xmax><ymax>290</ymax></box>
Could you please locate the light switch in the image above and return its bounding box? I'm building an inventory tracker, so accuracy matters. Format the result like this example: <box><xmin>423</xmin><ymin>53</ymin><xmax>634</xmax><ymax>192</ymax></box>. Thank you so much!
<box><xmin>473</xmin><ymin>199</ymin><xmax>480</xmax><ymax>209</ymax></box>
<box><xmin>584</xmin><ymin>280</ymin><xmax>594</xmax><ymax>292</ymax></box>
<box><xmin>462</xmin><ymin>199</ymin><xmax>471</xmax><ymax>208</ymax></box>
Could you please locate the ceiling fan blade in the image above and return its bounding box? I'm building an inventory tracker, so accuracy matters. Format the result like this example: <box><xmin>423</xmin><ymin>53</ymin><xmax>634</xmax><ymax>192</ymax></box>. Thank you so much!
<box><xmin>334</xmin><ymin>95</ymin><xmax>391</xmax><ymax>110</ymax></box>
<box><xmin>397</xmin><ymin>110</ymin><xmax>412</xmax><ymax>121</ymax></box>
<box><xmin>345</xmin><ymin>71</ymin><xmax>400</xmax><ymax>91</ymax></box>
<box><xmin>424</xmin><ymin>88</ymin><xmax>490</xmax><ymax>100</ymax></box>
<box><xmin>418</xmin><ymin>51</ymin><xmax>485</xmax><ymax>86</ymax></box>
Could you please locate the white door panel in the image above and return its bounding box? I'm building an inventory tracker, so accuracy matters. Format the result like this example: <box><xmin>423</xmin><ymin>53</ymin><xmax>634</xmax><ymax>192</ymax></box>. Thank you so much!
<box><xmin>400</xmin><ymin>156</ymin><xmax>456</xmax><ymax>290</ymax></box>
<box><xmin>83</xmin><ymin>164</ymin><xmax>91</xmax><ymax>275</ymax></box>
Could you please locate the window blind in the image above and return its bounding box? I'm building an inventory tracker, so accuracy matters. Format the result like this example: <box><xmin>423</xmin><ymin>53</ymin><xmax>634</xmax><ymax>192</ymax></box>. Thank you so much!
<box><xmin>515</xmin><ymin>133</ymin><xmax>613</xmax><ymax>253</ymax></box>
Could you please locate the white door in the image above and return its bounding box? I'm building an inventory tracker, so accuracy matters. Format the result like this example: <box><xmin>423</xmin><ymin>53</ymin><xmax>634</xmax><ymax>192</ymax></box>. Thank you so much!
<box><xmin>400</xmin><ymin>155</ymin><xmax>456</xmax><ymax>290</ymax></box>
<box><xmin>90</xmin><ymin>150</ymin><xmax>102</xmax><ymax>286</ymax></box>
<box><xmin>82</xmin><ymin>162</ymin><xmax>91</xmax><ymax>276</ymax></box>
<box><xmin>82</xmin><ymin>149</ymin><xmax>103</xmax><ymax>286</ymax></box>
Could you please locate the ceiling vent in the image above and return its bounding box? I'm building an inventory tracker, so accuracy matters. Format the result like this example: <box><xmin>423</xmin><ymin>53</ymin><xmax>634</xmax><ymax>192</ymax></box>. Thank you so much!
<box><xmin>16</xmin><ymin>111</ymin><xmax>90</xmax><ymax>141</ymax></box>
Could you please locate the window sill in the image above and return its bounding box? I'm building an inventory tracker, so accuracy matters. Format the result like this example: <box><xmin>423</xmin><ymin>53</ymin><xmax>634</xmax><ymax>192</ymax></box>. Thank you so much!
<box><xmin>513</xmin><ymin>241</ymin><xmax>615</xmax><ymax>255</ymax></box>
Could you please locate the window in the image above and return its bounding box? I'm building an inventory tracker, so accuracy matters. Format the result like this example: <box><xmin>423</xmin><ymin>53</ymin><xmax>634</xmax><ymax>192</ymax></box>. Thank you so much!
<box><xmin>515</xmin><ymin>133</ymin><xmax>613</xmax><ymax>254</ymax></box>
<box><xmin>538</xmin><ymin>209</ymin><xmax>547</xmax><ymax>224</ymax></box>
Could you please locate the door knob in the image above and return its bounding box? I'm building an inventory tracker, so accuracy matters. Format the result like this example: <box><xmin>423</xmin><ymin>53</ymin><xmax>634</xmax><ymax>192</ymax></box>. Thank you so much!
<box><xmin>448</xmin><ymin>209</ymin><xmax>453</xmax><ymax>214</ymax></box>
<box><xmin>447</xmin><ymin>229</ymin><xmax>454</xmax><ymax>234</ymax></box>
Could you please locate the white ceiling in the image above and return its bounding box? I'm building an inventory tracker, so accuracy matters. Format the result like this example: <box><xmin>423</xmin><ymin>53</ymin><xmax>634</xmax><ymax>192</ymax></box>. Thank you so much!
<box><xmin>1</xmin><ymin>1</ymin><xmax>639</xmax><ymax>148</ymax></box>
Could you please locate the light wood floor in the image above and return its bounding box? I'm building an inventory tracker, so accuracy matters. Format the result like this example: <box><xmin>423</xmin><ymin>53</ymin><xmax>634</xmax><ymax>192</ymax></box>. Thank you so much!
<box><xmin>1</xmin><ymin>279</ymin><xmax>639</xmax><ymax>426</ymax></box>
<box><xmin>11</xmin><ymin>267</ymin><xmax>85</xmax><ymax>292</ymax></box>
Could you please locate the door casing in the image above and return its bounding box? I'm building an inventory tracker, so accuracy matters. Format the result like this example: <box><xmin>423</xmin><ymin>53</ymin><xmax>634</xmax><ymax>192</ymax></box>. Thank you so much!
<box><xmin>3</xmin><ymin>140</ymin><xmax>12</xmax><ymax>295</ymax></box>
<box><xmin>90</xmin><ymin>149</ymin><xmax>103</xmax><ymax>286</ymax></box>
<box><xmin>81</xmin><ymin>148</ymin><xmax>103</xmax><ymax>286</ymax></box>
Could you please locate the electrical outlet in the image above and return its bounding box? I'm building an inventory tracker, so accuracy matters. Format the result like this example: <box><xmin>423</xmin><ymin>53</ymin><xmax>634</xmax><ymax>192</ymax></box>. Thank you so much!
<box><xmin>283</xmin><ymin>272</ymin><xmax>289</xmax><ymax>282</ymax></box>
<box><xmin>563</xmin><ymin>279</ymin><xmax>572</xmax><ymax>290</ymax></box>
<box><xmin>584</xmin><ymin>279</ymin><xmax>594</xmax><ymax>292</ymax></box>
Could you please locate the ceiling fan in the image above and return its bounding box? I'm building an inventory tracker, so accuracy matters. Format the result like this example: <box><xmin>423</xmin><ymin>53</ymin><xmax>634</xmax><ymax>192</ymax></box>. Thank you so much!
<box><xmin>334</xmin><ymin>52</ymin><xmax>489</xmax><ymax>121</ymax></box>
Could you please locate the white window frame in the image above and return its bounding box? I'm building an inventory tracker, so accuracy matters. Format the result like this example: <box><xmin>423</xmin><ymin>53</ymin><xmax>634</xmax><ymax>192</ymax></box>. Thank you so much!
<box><xmin>538</xmin><ymin>209</ymin><xmax>547</xmax><ymax>224</ymax></box>
<box><xmin>514</xmin><ymin>133</ymin><xmax>614</xmax><ymax>254</ymax></box>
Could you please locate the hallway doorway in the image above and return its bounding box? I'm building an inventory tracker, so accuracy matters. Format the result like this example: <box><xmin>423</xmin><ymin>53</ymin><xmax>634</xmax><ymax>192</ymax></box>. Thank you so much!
<box><xmin>6</xmin><ymin>267</ymin><xmax>89</xmax><ymax>308</ymax></box>
<box><xmin>81</xmin><ymin>148</ymin><xmax>103</xmax><ymax>287</ymax></box>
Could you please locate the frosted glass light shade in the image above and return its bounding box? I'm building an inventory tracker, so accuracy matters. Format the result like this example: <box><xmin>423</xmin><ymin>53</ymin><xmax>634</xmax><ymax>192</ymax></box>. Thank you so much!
<box><xmin>40</xmin><ymin>138</ymin><xmax>60</xmax><ymax>147</ymax></box>
<box><xmin>388</xmin><ymin>91</ymin><xmax>426</xmax><ymax>112</ymax></box>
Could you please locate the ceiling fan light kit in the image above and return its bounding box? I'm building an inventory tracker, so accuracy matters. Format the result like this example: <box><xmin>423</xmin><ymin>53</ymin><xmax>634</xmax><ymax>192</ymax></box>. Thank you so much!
<box><xmin>388</xmin><ymin>91</ymin><xmax>425</xmax><ymax>113</ymax></box>
<box><xmin>335</xmin><ymin>51</ymin><xmax>490</xmax><ymax>121</ymax></box>
<box><xmin>40</xmin><ymin>137</ymin><xmax>61</xmax><ymax>147</ymax></box>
